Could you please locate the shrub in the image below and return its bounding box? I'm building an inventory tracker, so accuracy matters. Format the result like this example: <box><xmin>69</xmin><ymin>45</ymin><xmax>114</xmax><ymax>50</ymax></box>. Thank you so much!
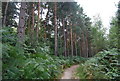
<box><xmin>76</xmin><ymin>49</ymin><xmax>119</xmax><ymax>79</ymax></box>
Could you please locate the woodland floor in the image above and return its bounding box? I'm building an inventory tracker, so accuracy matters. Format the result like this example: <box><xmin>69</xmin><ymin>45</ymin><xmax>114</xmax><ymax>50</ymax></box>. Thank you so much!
<box><xmin>61</xmin><ymin>65</ymin><xmax>79</xmax><ymax>79</ymax></box>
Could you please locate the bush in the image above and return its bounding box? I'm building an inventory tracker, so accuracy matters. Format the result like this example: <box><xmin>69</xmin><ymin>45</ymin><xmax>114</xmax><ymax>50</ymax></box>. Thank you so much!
<box><xmin>2</xmin><ymin>27</ymin><xmax>86</xmax><ymax>79</ymax></box>
<box><xmin>76</xmin><ymin>49</ymin><xmax>119</xmax><ymax>79</ymax></box>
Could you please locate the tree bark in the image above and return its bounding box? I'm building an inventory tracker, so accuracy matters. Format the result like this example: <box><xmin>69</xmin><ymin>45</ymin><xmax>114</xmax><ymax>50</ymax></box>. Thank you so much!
<box><xmin>54</xmin><ymin>2</ymin><xmax>58</xmax><ymax>56</ymax></box>
<box><xmin>88</xmin><ymin>39</ymin><xmax>92</xmax><ymax>57</ymax></box>
<box><xmin>26</xmin><ymin>3</ymin><xmax>32</xmax><ymax>42</ymax></box>
<box><xmin>86</xmin><ymin>31</ymin><xmax>89</xmax><ymax>57</ymax></box>
<box><xmin>31</xmin><ymin>3</ymin><xmax>35</xmax><ymax>45</ymax></box>
<box><xmin>44</xmin><ymin>4</ymin><xmax>50</xmax><ymax>39</ymax></box>
<box><xmin>83</xmin><ymin>33</ymin><xmax>87</xmax><ymax>57</ymax></box>
<box><xmin>79</xmin><ymin>38</ymin><xmax>82</xmax><ymax>56</ymax></box>
<box><xmin>18</xmin><ymin>2</ymin><xmax>26</xmax><ymax>45</ymax></box>
<box><xmin>75</xmin><ymin>34</ymin><xmax>77</xmax><ymax>56</ymax></box>
<box><xmin>82</xmin><ymin>32</ymin><xmax>87</xmax><ymax>58</ymax></box>
<box><xmin>81</xmin><ymin>33</ymin><xmax>84</xmax><ymax>57</ymax></box>
<box><xmin>37</xmin><ymin>1</ymin><xmax>40</xmax><ymax>42</ymax></box>
<box><xmin>63</xmin><ymin>19</ymin><xmax>67</xmax><ymax>56</ymax></box>
<box><xmin>3</xmin><ymin>2</ymin><xmax>9</xmax><ymax>26</ymax></box>
<box><xmin>66</xmin><ymin>25</ymin><xmax>69</xmax><ymax>57</ymax></box>
<box><xmin>70</xmin><ymin>23</ymin><xmax>73</xmax><ymax>56</ymax></box>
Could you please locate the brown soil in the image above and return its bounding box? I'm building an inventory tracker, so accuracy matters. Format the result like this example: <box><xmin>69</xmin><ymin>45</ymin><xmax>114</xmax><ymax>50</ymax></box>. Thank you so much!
<box><xmin>61</xmin><ymin>65</ymin><xmax>79</xmax><ymax>79</ymax></box>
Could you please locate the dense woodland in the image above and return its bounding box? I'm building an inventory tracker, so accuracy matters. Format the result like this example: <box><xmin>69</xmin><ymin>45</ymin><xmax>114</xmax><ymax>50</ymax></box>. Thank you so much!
<box><xmin>1</xmin><ymin>1</ymin><xmax>120</xmax><ymax>79</ymax></box>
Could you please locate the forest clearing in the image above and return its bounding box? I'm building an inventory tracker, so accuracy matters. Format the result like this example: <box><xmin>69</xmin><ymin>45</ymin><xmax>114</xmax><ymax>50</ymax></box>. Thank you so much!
<box><xmin>1</xmin><ymin>0</ymin><xmax>120</xmax><ymax>80</ymax></box>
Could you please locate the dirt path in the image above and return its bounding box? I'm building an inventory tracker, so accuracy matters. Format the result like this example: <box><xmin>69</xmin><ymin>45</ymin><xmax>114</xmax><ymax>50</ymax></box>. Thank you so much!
<box><xmin>61</xmin><ymin>65</ymin><xmax>79</xmax><ymax>79</ymax></box>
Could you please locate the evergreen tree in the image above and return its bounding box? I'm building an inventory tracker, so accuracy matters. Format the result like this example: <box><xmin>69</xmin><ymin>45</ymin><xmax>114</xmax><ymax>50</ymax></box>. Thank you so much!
<box><xmin>17</xmin><ymin>2</ymin><xmax>26</xmax><ymax>50</ymax></box>
<box><xmin>2</xmin><ymin>2</ymin><xmax>18</xmax><ymax>27</ymax></box>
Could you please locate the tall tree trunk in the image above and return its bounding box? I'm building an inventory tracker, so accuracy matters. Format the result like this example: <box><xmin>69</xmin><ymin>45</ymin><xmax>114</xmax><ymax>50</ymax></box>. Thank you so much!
<box><xmin>85</xmin><ymin>36</ymin><xmax>88</xmax><ymax>57</ymax></box>
<box><xmin>81</xmin><ymin>33</ymin><xmax>84</xmax><ymax>57</ymax></box>
<box><xmin>83</xmin><ymin>33</ymin><xmax>87</xmax><ymax>57</ymax></box>
<box><xmin>17</xmin><ymin>2</ymin><xmax>26</xmax><ymax>45</ymax></box>
<box><xmin>31</xmin><ymin>3</ymin><xmax>35</xmax><ymax>45</ymax></box>
<box><xmin>28</xmin><ymin>13</ymin><xmax>31</xmax><ymax>37</ymax></box>
<box><xmin>44</xmin><ymin>5</ymin><xmax>50</xmax><ymax>39</ymax></box>
<box><xmin>3</xmin><ymin>2</ymin><xmax>9</xmax><ymax>26</ymax></box>
<box><xmin>70</xmin><ymin>23</ymin><xmax>73</xmax><ymax>56</ymax></box>
<box><xmin>68</xmin><ymin>32</ymin><xmax>70</xmax><ymax>56</ymax></box>
<box><xmin>75</xmin><ymin>34</ymin><xmax>77</xmax><ymax>56</ymax></box>
<box><xmin>79</xmin><ymin>38</ymin><xmax>82</xmax><ymax>56</ymax></box>
<box><xmin>73</xmin><ymin>33</ymin><xmax>75</xmax><ymax>56</ymax></box>
<box><xmin>66</xmin><ymin>25</ymin><xmax>69</xmax><ymax>57</ymax></box>
<box><xmin>54</xmin><ymin>2</ymin><xmax>58</xmax><ymax>56</ymax></box>
<box><xmin>60</xmin><ymin>34</ymin><xmax>63</xmax><ymax>56</ymax></box>
<box><xmin>82</xmin><ymin>33</ymin><xmax>87</xmax><ymax>58</ymax></box>
<box><xmin>67</xmin><ymin>39</ymin><xmax>69</xmax><ymax>57</ymax></box>
<box><xmin>63</xmin><ymin>19</ymin><xmax>67</xmax><ymax>56</ymax></box>
<box><xmin>88</xmin><ymin>39</ymin><xmax>92</xmax><ymax>57</ymax></box>
<box><xmin>26</xmin><ymin>3</ymin><xmax>32</xmax><ymax>43</ymax></box>
<box><xmin>37</xmin><ymin>1</ymin><xmax>40</xmax><ymax>42</ymax></box>
<box><xmin>86</xmin><ymin>31</ymin><xmax>89</xmax><ymax>57</ymax></box>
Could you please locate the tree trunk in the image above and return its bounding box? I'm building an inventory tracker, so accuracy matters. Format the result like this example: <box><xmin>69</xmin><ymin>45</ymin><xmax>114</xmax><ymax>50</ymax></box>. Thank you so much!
<box><xmin>66</xmin><ymin>25</ymin><xmax>69</xmax><ymax>57</ymax></box>
<box><xmin>79</xmin><ymin>39</ymin><xmax>82</xmax><ymax>56</ymax></box>
<box><xmin>17</xmin><ymin>2</ymin><xmax>26</xmax><ymax>45</ymax></box>
<box><xmin>73</xmin><ymin>33</ymin><xmax>75</xmax><ymax>56</ymax></box>
<box><xmin>85</xmin><ymin>36</ymin><xmax>88</xmax><ymax>57</ymax></box>
<box><xmin>68</xmin><ymin>32</ymin><xmax>70</xmax><ymax>56</ymax></box>
<box><xmin>81</xmin><ymin>33</ymin><xmax>84</xmax><ymax>57</ymax></box>
<box><xmin>86</xmin><ymin>31</ymin><xmax>89</xmax><ymax>57</ymax></box>
<box><xmin>44</xmin><ymin>4</ymin><xmax>50</xmax><ymax>39</ymax></box>
<box><xmin>3</xmin><ymin>2</ymin><xmax>9</xmax><ymax>26</ymax></box>
<box><xmin>31</xmin><ymin>3</ymin><xmax>35</xmax><ymax>45</ymax></box>
<box><xmin>88</xmin><ymin>40</ymin><xmax>92</xmax><ymax>57</ymax></box>
<box><xmin>54</xmin><ymin>2</ymin><xmax>58</xmax><ymax>56</ymax></box>
<box><xmin>75</xmin><ymin>34</ymin><xmax>77</xmax><ymax>56</ymax></box>
<box><xmin>37</xmin><ymin>1</ymin><xmax>40</xmax><ymax>42</ymax></box>
<box><xmin>63</xmin><ymin>19</ymin><xmax>67</xmax><ymax>57</ymax></box>
<box><xmin>70</xmin><ymin>23</ymin><xmax>73</xmax><ymax>56</ymax></box>
<box><xmin>28</xmin><ymin>13</ymin><xmax>31</xmax><ymax>37</ymax></box>
<box><xmin>67</xmin><ymin>39</ymin><xmax>69</xmax><ymax>57</ymax></box>
<box><xmin>82</xmin><ymin>33</ymin><xmax>87</xmax><ymax>58</ymax></box>
<box><xmin>26</xmin><ymin>3</ymin><xmax>32</xmax><ymax>43</ymax></box>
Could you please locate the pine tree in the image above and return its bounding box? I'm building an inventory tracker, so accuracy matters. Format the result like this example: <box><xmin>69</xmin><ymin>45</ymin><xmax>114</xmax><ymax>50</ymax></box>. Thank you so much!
<box><xmin>36</xmin><ymin>1</ymin><xmax>41</xmax><ymax>42</ymax></box>
<box><xmin>54</xmin><ymin>2</ymin><xmax>58</xmax><ymax>56</ymax></box>
<box><xmin>3</xmin><ymin>2</ymin><xmax>8</xmax><ymax>26</ymax></box>
<box><xmin>63</xmin><ymin>19</ymin><xmax>67</xmax><ymax>56</ymax></box>
<box><xmin>117</xmin><ymin>1</ymin><xmax>120</xmax><ymax>51</ymax></box>
<box><xmin>17</xmin><ymin>2</ymin><xmax>26</xmax><ymax>46</ymax></box>
<box><xmin>2</xmin><ymin>2</ymin><xmax>18</xmax><ymax>27</ymax></box>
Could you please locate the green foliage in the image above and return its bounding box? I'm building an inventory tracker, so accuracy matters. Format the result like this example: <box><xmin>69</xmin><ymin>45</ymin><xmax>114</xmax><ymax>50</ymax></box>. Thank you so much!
<box><xmin>117</xmin><ymin>2</ymin><xmax>120</xmax><ymax>51</ymax></box>
<box><xmin>91</xmin><ymin>15</ymin><xmax>108</xmax><ymax>54</ymax></box>
<box><xmin>109</xmin><ymin>17</ymin><xmax>118</xmax><ymax>48</ymax></box>
<box><xmin>2</xmin><ymin>43</ymin><xmax>85</xmax><ymax>79</ymax></box>
<box><xmin>58</xmin><ymin>56</ymin><xmax>87</xmax><ymax>68</ymax></box>
<box><xmin>2</xmin><ymin>27</ymin><xmax>85</xmax><ymax>79</ymax></box>
<box><xmin>2</xmin><ymin>1</ymin><xmax>120</xmax><ymax>79</ymax></box>
<box><xmin>2</xmin><ymin>27</ymin><xmax>58</xmax><ymax>79</ymax></box>
<box><xmin>2</xmin><ymin>2</ymin><xmax>18</xmax><ymax>26</ymax></box>
<box><xmin>76</xmin><ymin>49</ymin><xmax>119</xmax><ymax>79</ymax></box>
<box><xmin>2</xmin><ymin>44</ymin><xmax>60</xmax><ymax>79</ymax></box>
<box><xmin>2</xmin><ymin>27</ymin><xmax>17</xmax><ymax>45</ymax></box>
<box><xmin>109</xmin><ymin>2</ymin><xmax>120</xmax><ymax>51</ymax></box>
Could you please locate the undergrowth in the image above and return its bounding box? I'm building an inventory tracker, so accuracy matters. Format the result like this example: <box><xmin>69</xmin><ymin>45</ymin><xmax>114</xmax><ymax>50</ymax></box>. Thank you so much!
<box><xmin>76</xmin><ymin>49</ymin><xmax>120</xmax><ymax>79</ymax></box>
<box><xmin>2</xmin><ymin>27</ymin><xmax>86</xmax><ymax>79</ymax></box>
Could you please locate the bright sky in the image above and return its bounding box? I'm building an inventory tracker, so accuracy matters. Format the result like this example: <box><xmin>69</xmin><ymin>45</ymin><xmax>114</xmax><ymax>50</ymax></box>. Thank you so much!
<box><xmin>75</xmin><ymin>0</ymin><xmax>119</xmax><ymax>34</ymax></box>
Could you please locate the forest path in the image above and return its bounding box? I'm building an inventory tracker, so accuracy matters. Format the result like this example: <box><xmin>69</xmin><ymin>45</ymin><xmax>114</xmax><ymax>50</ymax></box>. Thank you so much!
<box><xmin>61</xmin><ymin>65</ymin><xmax>79</xmax><ymax>79</ymax></box>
